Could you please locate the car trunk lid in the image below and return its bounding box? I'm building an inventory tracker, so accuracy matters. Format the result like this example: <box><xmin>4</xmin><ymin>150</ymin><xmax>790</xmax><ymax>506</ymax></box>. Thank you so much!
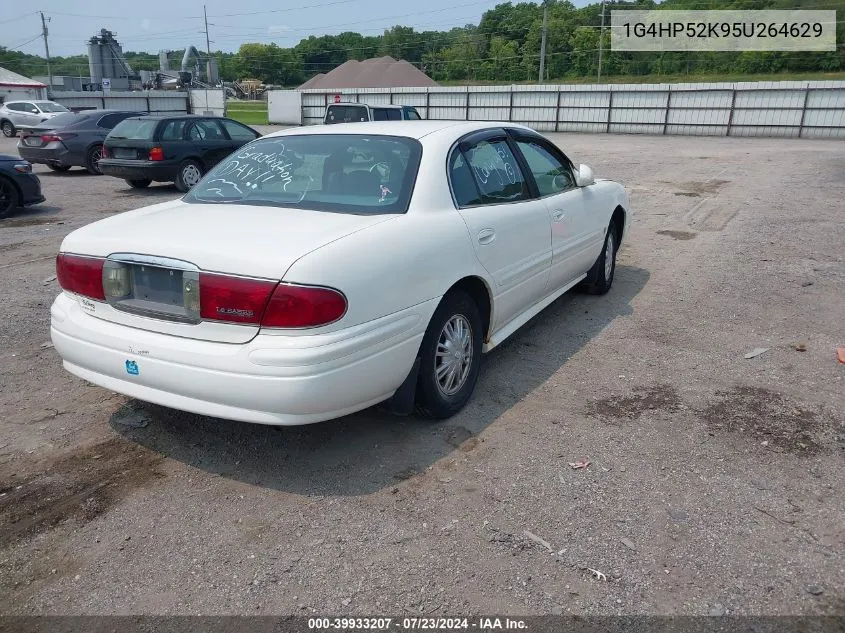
<box><xmin>59</xmin><ymin>198</ymin><xmax>396</xmax><ymax>343</ymax></box>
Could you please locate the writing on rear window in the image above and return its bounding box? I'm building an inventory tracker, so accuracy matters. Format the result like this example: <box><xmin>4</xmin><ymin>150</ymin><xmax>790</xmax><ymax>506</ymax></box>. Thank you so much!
<box><xmin>184</xmin><ymin>134</ymin><xmax>422</xmax><ymax>215</ymax></box>
<box><xmin>208</xmin><ymin>141</ymin><xmax>295</xmax><ymax>195</ymax></box>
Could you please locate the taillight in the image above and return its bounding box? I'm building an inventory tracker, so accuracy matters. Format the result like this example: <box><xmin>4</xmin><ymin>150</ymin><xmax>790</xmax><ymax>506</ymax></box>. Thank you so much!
<box><xmin>262</xmin><ymin>284</ymin><xmax>347</xmax><ymax>328</ymax></box>
<box><xmin>199</xmin><ymin>274</ymin><xmax>276</xmax><ymax>324</ymax></box>
<box><xmin>198</xmin><ymin>274</ymin><xmax>347</xmax><ymax>328</ymax></box>
<box><xmin>149</xmin><ymin>147</ymin><xmax>164</xmax><ymax>161</ymax></box>
<box><xmin>56</xmin><ymin>253</ymin><xmax>105</xmax><ymax>301</ymax></box>
<box><xmin>101</xmin><ymin>145</ymin><xmax>109</xmax><ymax>158</ymax></box>
<box><xmin>41</xmin><ymin>133</ymin><xmax>76</xmax><ymax>143</ymax></box>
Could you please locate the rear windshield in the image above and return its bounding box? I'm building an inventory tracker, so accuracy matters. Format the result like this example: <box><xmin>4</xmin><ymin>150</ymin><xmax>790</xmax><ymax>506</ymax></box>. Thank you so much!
<box><xmin>36</xmin><ymin>102</ymin><xmax>69</xmax><ymax>113</ymax></box>
<box><xmin>325</xmin><ymin>105</ymin><xmax>368</xmax><ymax>124</ymax></box>
<box><xmin>183</xmin><ymin>134</ymin><xmax>422</xmax><ymax>215</ymax></box>
<box><xmin>109</xmin><ymin>119</ymin><xmax>159</xmax><ymax>140</ymax></box>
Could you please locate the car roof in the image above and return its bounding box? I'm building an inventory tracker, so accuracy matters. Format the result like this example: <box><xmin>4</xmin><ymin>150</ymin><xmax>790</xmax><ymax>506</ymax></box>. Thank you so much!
<box><xmin>328</xmin><ymin>101</ymin><xmax>414</xmax><ymax>110</ymax></box>
<box><xmin>72</xmin><ymin>109</ymin><xmax>143</xmax><ymax>115</ymax></box>
<box><xmin>265</xmin><ymin>120</ymin><xmax>534</xmax><ymax>141</ymax></box>
<box><xmin>123</xmin><ymin>114</ymin><xmax>205</xmax><ymax>121</ymax></box>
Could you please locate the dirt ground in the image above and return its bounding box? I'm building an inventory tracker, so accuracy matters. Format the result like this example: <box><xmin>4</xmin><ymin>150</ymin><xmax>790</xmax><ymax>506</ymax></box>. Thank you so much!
<box><xmin>0</xmin><ymin>127</ymin><xmax>843</xmax><ymax>617</ymax></box>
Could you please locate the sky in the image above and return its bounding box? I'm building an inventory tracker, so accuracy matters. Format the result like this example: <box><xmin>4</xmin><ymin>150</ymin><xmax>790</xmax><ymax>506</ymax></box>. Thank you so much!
<box><xmin>1</xmin><ymin>0</ymin><xmax>590</xmax><ymax>58</ymax></box>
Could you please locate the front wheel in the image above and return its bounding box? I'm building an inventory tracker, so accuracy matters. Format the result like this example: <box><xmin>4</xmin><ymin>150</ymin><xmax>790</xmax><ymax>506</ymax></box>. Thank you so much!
<box><xmin>84</xmin><ymin>144</ymin><xmax>104</xmax><ymax>175</ymax></box>
<box><xmin>580</xmin><ymin>223</ymin><xmax>618</xmax><ymax>295</ymax></box>
<box><xmin>175</xmin><ymin>160</ymin><xmax>203</xmax><ymax>193</ymax></box>
<box><xmin>0</xmin><ymin>177</ymin><xmax>20</xmax><ymax>219</ymax></box>
<box><xmin>1</xmin><ymin>121</ymin><xmax>15</xmax><ymax>138</ymax></box>
<box><xmin>126</xmin><ymin>179</ymin><xmax>152</xmax><ymax>189</ymax></box>
<box><xmin>415</xmin><ymin>289</ymin><xmax>483</xmax><ymax>419</ymax></box>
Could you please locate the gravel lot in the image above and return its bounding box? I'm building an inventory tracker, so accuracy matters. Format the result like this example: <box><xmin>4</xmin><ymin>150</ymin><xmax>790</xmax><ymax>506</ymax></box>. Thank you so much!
<box><xmin>0</xmin><ymin>127</ymin><xmax>843</xmax><ymax>617</ymax></box>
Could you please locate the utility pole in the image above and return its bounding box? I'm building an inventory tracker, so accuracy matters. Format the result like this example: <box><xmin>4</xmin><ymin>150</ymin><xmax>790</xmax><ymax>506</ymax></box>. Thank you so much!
<box><xmin>538</xmin><ymin>0</ymin><xmax>548</xmax><ymax>84</ymax></box>
<box><xmin>203</xmin><ymin>5</ymin><xmax>211</xmax><ymax>55</ymax></box>
<box><xmin>40</xmin><ymin>12</ymin><xmax>53</xmax><ymax>95</ymax></box>
<box><xmin>597</xmin><ymin>1</ymin><xmax>605</xmax><ymax>83</ymax></box>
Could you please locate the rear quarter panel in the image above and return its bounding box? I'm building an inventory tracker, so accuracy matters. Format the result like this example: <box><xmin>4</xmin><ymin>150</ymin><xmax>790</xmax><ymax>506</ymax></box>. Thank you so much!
<box><xmin>281</xmin><ymin>209</ymin><xmax>486</xmax><ymax>334</ymax></box>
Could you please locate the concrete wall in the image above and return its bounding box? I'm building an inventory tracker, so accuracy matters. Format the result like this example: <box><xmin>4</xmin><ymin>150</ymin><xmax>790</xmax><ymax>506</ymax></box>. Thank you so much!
<box><xmin>292</xmin><ymin>80</ymin><xmax>845</xmax><ymax>139</ymax></box>
<box><xmin>52</xmin><ymin>91</ymin><xmax>190</xmax><ymax>114</ymax></box>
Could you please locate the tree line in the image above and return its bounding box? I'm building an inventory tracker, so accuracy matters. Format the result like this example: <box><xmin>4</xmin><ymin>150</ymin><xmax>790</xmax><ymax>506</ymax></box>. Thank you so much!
<box><xmin>1</xmin><ymin>0</ymin><xmax>843</xmax><ymax>86</ymax></box>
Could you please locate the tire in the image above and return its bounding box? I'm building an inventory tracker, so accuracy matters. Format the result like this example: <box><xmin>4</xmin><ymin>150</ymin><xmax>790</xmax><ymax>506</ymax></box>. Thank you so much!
<box><xmin>0</xmin><ymin>176</ymin><xmax>21</xmax><ymax>219</ymax></box>
<box><xmin>174</xmin><ymin>159</ymin><xmax>203</xmax><ymax>193</ymax></box>
<box><xmin>126</xmin><ymin>179</ymin><xmax>152</xmax><ymax>189</ymax></box>
<box><xmin>84</xmin><ymin>144</ymin><xmax>104</xmax><ymax>175</ymax></box>
<box><xmin>415</xmin><ymin>289</ymin><xmax>483</xmax><ymax>419</ymax></box>
<box><xmin>1</xmin><ymin>120</ymin><xmax>15</xmax><ymax>138</ymax></box>
<box><xmin>580</xmin><ymin>222</ymin><xmax>618</xmax><ymax>295</ymax></box>
<box><xmin>48</xmin><ymin>165</ymin><xmax>71</xmax><ymax>172</ymax></box>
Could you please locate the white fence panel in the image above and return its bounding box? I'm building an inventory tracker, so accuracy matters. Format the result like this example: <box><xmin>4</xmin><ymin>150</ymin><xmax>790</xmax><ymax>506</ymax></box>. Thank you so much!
<box><xmin>190</xmin><ymin>89</ymin><xmax>226</xmax><ymax>117</ymax></box>
<box><xmin>53</xmin><ymin>91</ymin><xmax>188</xmax><ymax>114</ymax></box>
<box><xmin>293</xmin><ymin>81</ymin><xmax>845</xmax><ymax>138</ymax></box>
<box><xmin>268</xmin><ymin>90</ymin><xmax>302</xmax><ymax>125</ymax></box>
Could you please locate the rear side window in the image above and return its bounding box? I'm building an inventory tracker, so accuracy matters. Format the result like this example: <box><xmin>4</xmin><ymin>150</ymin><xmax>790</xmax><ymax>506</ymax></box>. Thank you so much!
<box><xmin>449</xmin><ymin>152</ymin><xmax>482</xmax><ymax>207</ymax></box>
<box><xmin>109</xmin><ymin>119</ymin><xmax>158</xmax><ymax>140</ymax></box>
<box><xmin>221</xmin><ymin>119</ymin><xmax>258</xmax><ymax>141</ymax></box>
<box><xmin>188</xmin><ymin>119</ymin><xmax>225</xmax><ymax>140</ymax></box>
<box><xmin>160</xmin><ymin>120</ymin><xmax>187</xmax><ymax>141</ymax></box>
<box><xmin>184</xmin><ymin>134</ymin><xmax>422</xmax><ymax>215</ymax></box>
<box><xmin>97</xmin><ymin>113</ymin><xmax>135</xmax><ymax>129</ymax></box>
<box><xmin>406</xmin><ymin>109</ymin><xmax>421</xmax><ymax>120</ymax></box>
<box><xmin>459</xmin><ymin>139</ymin><xmax>529</xmax><ymax>205</ymax></box>
<box><xmin>373</xmin><ymin>109</ymin><xmax>401</xmax><ymax>121</ymax></box>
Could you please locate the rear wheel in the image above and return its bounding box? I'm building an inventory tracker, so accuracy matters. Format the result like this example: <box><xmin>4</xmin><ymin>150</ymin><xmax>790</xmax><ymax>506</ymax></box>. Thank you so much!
<box><xmin>175</xmin><ymin>159</ymin><xmax>203</xmax><ymax>192</ymax></box>
<box><xmin>48</xmin><ymin>165</ymin><xmax>71</xmax><ymax>173</ymax></box>
<box><xmin>126</xmin><ymin>179</ymin><xmax>152</xmax><ymax>189</ymax></box>
<box><xmin>415</xmin><ymin>289</ymin><xmax>483</xmax><ymax>419</ymax></box>
<box><xmin>0</xmin><ymin>177</ymin><xmax>20</xmax><ymax>219</ymax></box>
<box><xmin>1</xmin><ymin>120</ymin><xmax>15</xmax><ymax>138</ymax></box>
<box><xmin>84</xmin><ymin>144</ymin><xmax>104</xmax><ymax>175</ymax></box>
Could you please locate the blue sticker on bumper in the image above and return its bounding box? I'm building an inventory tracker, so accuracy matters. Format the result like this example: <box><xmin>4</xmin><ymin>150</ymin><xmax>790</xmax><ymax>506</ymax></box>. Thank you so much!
<box><xmin>125</xmin><ymin>360</ymin><xmax>139</xmax><ymax>375</ymax></box>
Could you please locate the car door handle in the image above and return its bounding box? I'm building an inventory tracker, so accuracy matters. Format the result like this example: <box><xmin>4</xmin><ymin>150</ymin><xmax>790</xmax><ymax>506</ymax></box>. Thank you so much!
<box><xmin>477</xmin><ymin>228</ymin><xmax>496</xmax><ymax>245</ymax></box>
<box><xmin>551</xmin><ymin>209</ymin><xmax>566</xmax><ymax>223</ymax></box>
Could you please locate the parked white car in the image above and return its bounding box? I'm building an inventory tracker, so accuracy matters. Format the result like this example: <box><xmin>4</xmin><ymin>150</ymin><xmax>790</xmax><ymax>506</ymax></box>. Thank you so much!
<box><xmin>0</xmin><ymin>100</ymin><xmax>70</xmax><ymax>137</ymax></box>
<box><xmin>50</xmin><ymin>121</ymin><xmax>630</xmax><ymax>426</ymax></box>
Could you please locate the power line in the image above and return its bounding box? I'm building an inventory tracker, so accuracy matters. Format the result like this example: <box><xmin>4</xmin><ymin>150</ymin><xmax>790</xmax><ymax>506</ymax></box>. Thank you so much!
<box><xmin>0</xmin><ymin>11</ymin><xmax>37</xmax><ymax>25</ymax></box>
<box><xmin>7</xmin><ymin>33</ymin><xmax>43</xmax><ymax>51</ymax></box>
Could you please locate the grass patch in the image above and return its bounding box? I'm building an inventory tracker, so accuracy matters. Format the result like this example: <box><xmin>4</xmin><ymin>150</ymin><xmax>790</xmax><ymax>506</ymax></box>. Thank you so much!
<box><xmin>226</xmin><ymin>100</ymin><xmax>268</xmax><ymax>125</ymax></box>
<box><xmin>227</xmin><ymin>100</ymin><xmax>268</xmax><ymax>111</ymax></box>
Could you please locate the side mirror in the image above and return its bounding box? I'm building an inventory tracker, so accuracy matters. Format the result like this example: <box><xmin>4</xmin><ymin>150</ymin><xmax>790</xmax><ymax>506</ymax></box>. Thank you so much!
<box><xmin>575</xmin><ymin>163</ymin><xmax>595</xmax><ymax>187</ymax></box>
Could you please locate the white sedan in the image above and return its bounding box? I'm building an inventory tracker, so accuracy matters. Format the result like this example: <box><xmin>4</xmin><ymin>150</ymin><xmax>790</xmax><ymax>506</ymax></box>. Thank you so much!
<box><xmin>50</xmin><ymin>121</ymin><xmax>630</xmax><ymax>425</ymax></box>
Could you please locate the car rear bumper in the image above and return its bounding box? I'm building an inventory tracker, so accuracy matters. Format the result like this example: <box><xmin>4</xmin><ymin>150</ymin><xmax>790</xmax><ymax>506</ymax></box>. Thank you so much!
<box><xmin>99</xmin><ymin>159</ymin><xmax>178</xmax><ymax>182</ymax></box>
<box><xmin>17</xmin><ymin>144</ymin><xmax>77</xmax><ymax>167</ymax></box>
<box><xmin>50</xmin><ymin>292</ymin><xmax>430</xmax><ymax>425</ymax></box>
